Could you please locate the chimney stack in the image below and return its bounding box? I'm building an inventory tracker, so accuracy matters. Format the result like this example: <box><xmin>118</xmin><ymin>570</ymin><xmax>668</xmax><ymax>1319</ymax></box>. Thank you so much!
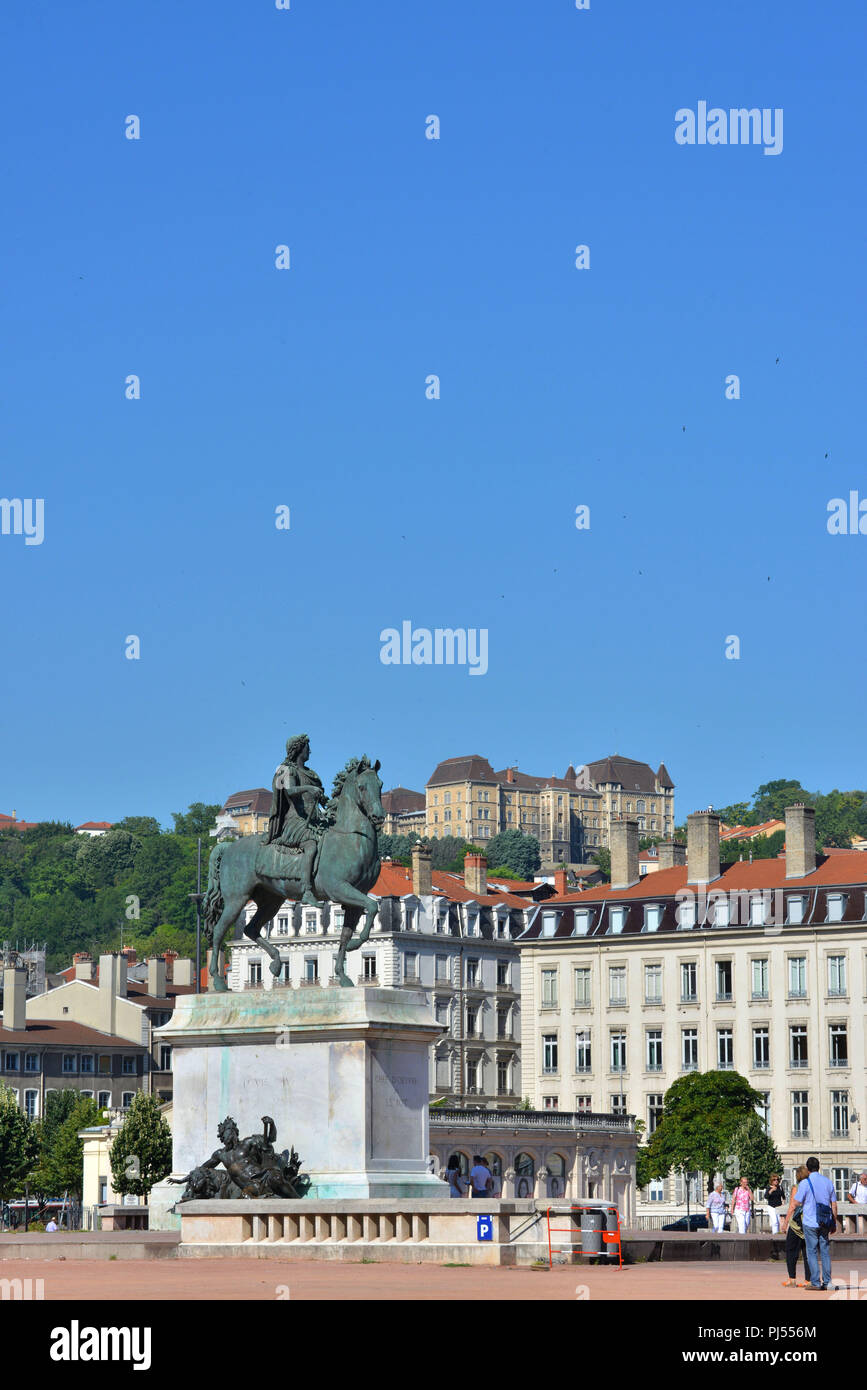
<box><xmin>687</xmin><ymin>812</ymin><xmax>721</xmax><ymax>885</ymax></box>
<box><xmin>163</xmin><ymin>949</ymin><xmax>178</xmax><ymax>981</ymax></box>
<box><xmin>98</xmin><ymin>953</ymin><xmax>127</xmax><ymax>1036</ymax></box>
<box><xmin>464</xmin><ymin>852</ymin><xmax>488</xmax><ymax>897</ymax></box>
<box><xmin>506</xmin><ymin>767</ymin><xmax>516</xmax><ymax>784</ymax></box>
<box><xmin>657</xmin><ymin>840</ymin><xmax>687</xmax><ymax>870</ymax></box>
<box><xmin>785</xmin><ymin>804</ymin><xmax>816</xmax><ymax>878</ymax></box>
<box><xmin>610</xmin><ymin>817</ymin><xmax>639</xmax><ymax>889</ymax></box>
<box><xmin>73</xmin><ymin>951</ymin><xmax>94</xmax><ymax>981</ymax></box>
<box><xmin>2</xmin><ymin>967</ymin><xmax>26</xmax><ymax>1031</ymax></box>
<box><xmin>147</xmin><ymin>956</ymin><xmax>167</xmax><ymax>999</ymax></box>
<box><xmin>553</xmin><ymin>868</ymin><xmax>568</xmax><ymax>895</ymax></box>
<box><xmin>411</xmin><ymin>840</ymin><xmax>432</xmax><ymax>896</ymax></box>
<box><xmin>172</xmin><ymin>958</ymin><xmax>194</xmax><ymax>988</ymax></box>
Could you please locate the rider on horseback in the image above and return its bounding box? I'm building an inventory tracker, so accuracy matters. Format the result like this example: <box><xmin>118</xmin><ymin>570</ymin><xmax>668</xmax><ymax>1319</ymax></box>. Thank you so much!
<box><xmin>263</xmin><ymin>733</ymin><xmax>328</xmax><ymax>906</ymax></box>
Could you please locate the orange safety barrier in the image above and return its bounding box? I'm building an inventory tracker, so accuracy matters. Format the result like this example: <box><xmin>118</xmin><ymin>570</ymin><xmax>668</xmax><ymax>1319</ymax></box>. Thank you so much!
<box><xmin>546</xmin><ymin>1204</ymin><xmax>624</xmax><ymax>1270</ymax></box>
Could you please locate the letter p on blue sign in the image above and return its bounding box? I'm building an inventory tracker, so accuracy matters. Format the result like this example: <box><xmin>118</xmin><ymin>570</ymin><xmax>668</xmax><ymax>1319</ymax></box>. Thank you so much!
<box><xmin>477</xmin><ymin>1214</ymin><xmax>493</xmax><ymax>1242</ymax></box>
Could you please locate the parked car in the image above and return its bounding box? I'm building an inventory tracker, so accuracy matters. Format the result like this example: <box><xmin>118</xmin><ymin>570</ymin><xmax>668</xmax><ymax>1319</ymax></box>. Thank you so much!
<box><xmin>661</xmin><ymin>1213</ymin><xmax>712</xmax><ymax>1231</ymax></box>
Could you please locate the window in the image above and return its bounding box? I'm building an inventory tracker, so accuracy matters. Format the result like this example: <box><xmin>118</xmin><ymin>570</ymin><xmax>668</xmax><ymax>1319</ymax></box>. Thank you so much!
<box><xmin>676</xmin><ymin>897</ymin><xmax>696</xmax><ymax>929</ymax></box>
<box><xmin>122</xmin><ymin>1056</ymin><xmax>137</xmax><ymax>1076</ymax></box>
<box><xmin>644</xmin><ymin>964</ymin><xmax>662</xmax><ymax>1004</ymax></box>
<box><xmin>831</xmin><ymin>1090</ymin><xmax>849</xmax><ymax>1136</ymax></box>
<box><xmin>574</xmin><ymin>967</ymin><xmax>591</xmax><ymax>1006</ymax></box>
<box><xmin>77</xmin><ymin>1054</ymin><xmax>94</xmax><ymax>1075</ymax></box>
<box><xmin>62</xmin><ymin>1054</ymin><xmax>77</xmax><ymax>1074</ymax></box>
<box><xmin>789</xmin><ymin>1025</ymin><xmax>808</xmax><ymax>1067</ymax></box>
<box><xmin>541</xmin><ymin>968</ymin><xmax>558</xmax><ymax>1007</ymax></box>
<box><xmin>682</xmin><ymin>1028</ymin><xmax>698</xmax><ymax>1071</ymax></box>
<box><xmin>832</xmin><ymin>1166</ymin><xmax>850</xmax><ymax>1202</ymax></box>
<box><xmin>360</xmin><ymin>954</ymin><xmax>376</xmax><ymax>981</ymax></box>
<box><xmin>648</xmin><ymin>1094</ymin><xmax>664</xmax><ymax>1134</ymax></box>
<box><xmin>788</xmin><ymin>957</ymin><xmax>807</xmax><ymax>999</ymax></box>
<box><xmin>543</xmin><ymin>1096</ymin><xmax>559</xmax><ymax>1111</ymax></box>
<box><xmin>647</xmin><ymin>1178</ymin><xmax>665</xmax><ymax>1203</ymax></box>
<box><xmin>497</xmin><ymin>1060</ymin><xmax>511</xmax><ymax>1095</ymax></box>
<box><xmin>755</xmin><ymin>1092</ymin><xmax>771</xmax><ymax>1132</ymax></box>
<box><xmin>680</xmin><ymin>962</ymin><xmax>697</xmax><ymax>1003</ymax></box>
<box><xmin>575</xmin><ymin>1094</ymin><xmax>592</xmax><ymax>1112</ymax></box>
<box><xmin>828</xmin><ymin>956</ymin><xmax>847</xmax><ymax>997</ymax></box>
<box><xmin>749</xmin><ymin>894</ymin><xmax>768</xmax><ymax>926</ymax></box>
<box><xmin>80</xmin><ymin>1090</ymin><xmax>94</xmax><ymax>1100</ymax></box>
<box><xmin>715</xmin><ymin>960</ymin><xmax>733</xmax><ymax>1001</ymax></box>
<box><xmin>646</xmin><ymin>1030</ymin><xmax>663</xmax><ymax>1072</ymax></box>
<box><xmin>608</xmin><ymin>906</ymin><xmax>626</xmax><ymax>935</ymax></box>
<box><xmin>643</xmin><ymin>905</ymin><xmax>662</xmax><ymax>933</ymax></box>
<box><xmin>304</xmin><ymin>958</ymin><xmax>318</xmax><ymax>983</ymax></box>
<box><xmin>24</xmin><ymin>1090</ymin><xmax>38</xmax><ymax>1119</ymax></box>
<box><xmin>826</xmin><ymin>893</ymin><xmax>847</xmax><ymax>923</ymax></box>
<box><xmin>542</xmin><ymin>1035</ymin><xmax>558</xmax><ymax>1073</ymax></box>
<box><xmin>404</xmin><ymin>952</ymin><xmax>419</xmax><ymax>982</ymax></box>
<box><xmin>786</xmin><ymin>895</ymin><xmax>805</xmax><ymax>925</ymax></box>
<box><xmin>4</xmin><ymin>1052</ymin><xmax>20</xmax><ymax>1072</ymax></box>
<box><xmin>496</xmin><ymin>959</ymin><xmax>509</xmax><ymax>987</ymax></box>
<box><xmin>24</xmin><ymin>1053</ymin><xmax>39</xmax><ymax>1073</ymax></box>
<box><xmin>435</xmin><ymin>998</ymin><xmax>450</xmax><ymax>1027</ymax></box>
<box><xmin>277</xmin><ymin>915</ymin><xmax>290</xmax><ymax>935</ymax></box>
<box><xmin>717</xmin><ymin>1028</ymin><xmax>734</xmax><ymax>1069</ymax></box>
<box><xmin>751</xmin><ymin>958</ymin><xmax>769</xmax><ymax>999</ymax></box>
<box><xmin>753</xmin><ymin>1027</ymin><xmax>770</xmax><ymax>1069</ymax></box>
<box><xmin>608</xmin><ymin>965</ymin><xmax>626</xmax><ymax>1006</ymax></box>
<box><xmin>280</xmin><ymin>961</ymin><xmax>291</xmax><ymax>983</ymax></box>
<box><xmin>541</xmin><ymin>911</ymin><xmax>557</xmax><ymax>938</ymax></box>
<box><xmin>122</xmin><ymin>1092</ymin><xmax>135</xmax><ymax>1108</ymax></box>
<box><xmin>435</xmin><ymin>954</ymin><xmax>448</xmax><ymax>981</ymax></box>
<box><xmin>466</xmin><ymin>1005</ymin><xmax>481</xmax><ymax>1038</ymax></box>
<box><xmin>159</xmin><ymin>1045</ymin><xmax>172</xmax><ymax>1071</ymax></box>
<box><xmin>712</xmin><ymin>895</ymin><xmax>730</xmax><ymax>927</ymax></box>
<box><xmin>496</xmin><ymin>1007</ymin><xmax>510</xmax><ymax>1040</ymax></box>
<box><xmin>611</xmin><ymin>1093</ymin><xmax>627</xmax><ymax>1115</ymax></box>
<box><xmin>610</xmin><ymin>1030</ymin><xmax>627</xmax><ymax>1073</ymax></box>
<box><xmin>97</xmin><ymin>1091</ymin><xmax>111</xmax><ymax>1108</ymax></box>
<box><xmin>249</xmin><ymin>959</ymin><xmax>262</xmax><ymax>985</ymax></box>
<box><xmin>829</xmin><ymin>1024</ymin><xmax>848</xmax><ymax>1068</ymax></box>
<box><xmin>791</xmin><ymin>1091</ymin><xmax>809</xmax><ymax>1136</ymax></box>
<box><xmin>304</xmin><ymin>913</ymin><xmax>318</xmax><ymax>934</ymax></box>
<box><xmin>575</xmin><ymin>1031</ymin><xmax>592</xmax><ymax>1073</ymax></box>
<box><xmin>573</xmin><ymin>910</ymin><xmax>591</xmax><ymax>936</ymax></box>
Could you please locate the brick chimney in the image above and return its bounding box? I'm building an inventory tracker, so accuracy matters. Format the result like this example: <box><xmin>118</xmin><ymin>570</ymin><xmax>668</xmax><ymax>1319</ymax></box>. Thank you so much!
<box><xmin>687</xmin><ymin>812</ymin><xmax>721</xmax><ymax>885</ymax></box>
<box><xmin>2</xmin><ymin>967</ymin><xmax>26</xmax><ymax>1031</ymax></box>
<box><xmin>163</xmin><ymin>949</ymin><xmax>179</xmax><ymax>981</ymax></box>
<box><xmin>785</xmin><ymin>804</ymin><xmax>816</xmax><ymax>878</ymax></box>
<box><xmin>73</xmin><ymin>951</ymin><xmax>94</xmax><ymax>981</ymax></box>
<box><xmin>505</xmin><ymin>767</ymin><xmax>516</xmax><ymax>784</ymax></box>
<box><xmin>147</xmin><ymin>956</ymin><xmax>167</xmax><ymax>999</ymax></box>
<box><xmin>464</xmin><ymin>852</ymin><xmax>488</xmax><ymax>896</ymax></box>
<box><xmin>657</xmin><ymin>840</ymin><xmax>687</xmax><ymax>870</ymax></box>
<box><xmin>610</xmin><ymin>816</ymin><xmax>639</xmax><ymax>889</ymax></box>
<box><xmin>411</xmin><ymin>840</ymin><xmax>432</xmax><ymax>895</ymax></box>
<box><xmin>98</xmin><ymin>953</ymin><xmax>127</xmax><ymax>1035</ymax></box>
<box><xmin>120</xmin><ymin>947</ymin><xmax>137</xmax><ymax>967</ymax></box>
<box><xmin>553</xmin><ymin>868</ymin><xmax>568</xmax><ymax>895</ymax></box>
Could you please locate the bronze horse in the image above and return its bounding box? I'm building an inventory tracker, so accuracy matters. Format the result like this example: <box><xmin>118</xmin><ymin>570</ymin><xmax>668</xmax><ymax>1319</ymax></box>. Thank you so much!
<box><xmin>202</xmin><ymin>756</ymin><xmax>384</xmax><ymax>989</ymax></box>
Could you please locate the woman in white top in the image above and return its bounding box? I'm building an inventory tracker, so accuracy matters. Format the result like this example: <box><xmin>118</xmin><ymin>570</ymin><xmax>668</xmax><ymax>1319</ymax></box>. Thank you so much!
<box><xmin>706</xmin><ymin>1183</ymin><xmax>727</xmax><ymax>1233</ymax></box>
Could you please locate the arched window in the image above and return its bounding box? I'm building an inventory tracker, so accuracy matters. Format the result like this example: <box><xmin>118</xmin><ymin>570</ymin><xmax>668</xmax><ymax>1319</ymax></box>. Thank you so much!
<box><xmin>484</xmin><ymin>1152</ymin><xmax>503</xmax><ymax>1195</ymax></box>
<box><xmin>515</xmin><ymin>1152</ymin><xmax>535</xmax><ymax>1198</ymax></box>
<box><xmin>548</xmin><ymin>1153</ymin><xmax>567</xmax><ymax>1198</ymax></box>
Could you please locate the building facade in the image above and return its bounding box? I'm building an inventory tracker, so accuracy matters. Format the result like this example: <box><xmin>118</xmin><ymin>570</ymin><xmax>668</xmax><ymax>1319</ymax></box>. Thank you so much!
<box><xmin>227</xmin><ymin>847</ymin><xmax>531</xmax><ymax>1109</ymax></box>
<box><xmin>381</xmin><ymin>786</ymin><xmax>426</xmax><ymax>838</ymax></box>
<box><xmin>518</xmin><ymin>805</ymin><xmax>867</xmax><ymax>1206</ymax></box>
<box><xmin>211</xmin><ymin>788</ymin><xmax>273</xmax><ymax>839</ymax></box>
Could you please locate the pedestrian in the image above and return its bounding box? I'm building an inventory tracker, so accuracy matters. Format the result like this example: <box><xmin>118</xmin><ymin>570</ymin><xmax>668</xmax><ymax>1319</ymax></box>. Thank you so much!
<box><xmin>45</xmin><ymin>1218</ymin><xmax>58</xmax><ymax>1233</ymax></box>
<box><xmin>468</xmin><ymin>1154</ymin><xmax>493</xmax><ymax>1200</ymax></box>
<box><xmin>782</xmin><ymin>1165</ymin><xmax>810</xmax><ymax>1287</ymax></box>
<box><xmin>766</xmin><ymin>1174</ymin><xmax>786</xmax><ymax>1234</ymax></box>
<box><xmin>787</xmin><ymin>1156</ymin><xmax>837</xmax><ymax>1291</ymax></box>
<box><xmin>730</xmin><ymin>1176</ymin><xmax>753</xmax><ymax>1234</ymax></box>
<box><xmin>848</xmin><ymin>1171</ymin><xmax>867</xmax><ymax>1205</ymax></box>
<box><xmin>706</xmin><ymin>1183</ymin><xmax>727</xmax><ymax>1233</ymax></box>
<box><xmin>444</xmin><ymin>1154</ymin><xmax>465</xmax><ymax>1198</ymax></box>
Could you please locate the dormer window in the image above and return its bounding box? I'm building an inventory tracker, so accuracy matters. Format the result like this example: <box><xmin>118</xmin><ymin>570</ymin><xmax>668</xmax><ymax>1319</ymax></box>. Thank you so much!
<box><xmin>749</xmin><ymin>894</ymin><xmax>768</xmax><ymax>926</ymax></box>
<box><xmin>541</xmin><ymin>911</ymin><xmax>558</xmax><ymax>938</ymax></box>
<box><xmin>826</xmin><ymin>893</ymin><xmax>847</xmax><ymax>923</ymax></box>
<box><xmin>676</xmin><ymin>897</ymin><xmax>696</xmax><ymax>930</ymax></box>
<box><xmin>712</xmin><ymin>896</ymin><xmax>730</xmax><ymax>927</ymax></box>
<box><xmin>643</xmin><ymin>905</ymin><xmax>662</xmax><ymax>933</ymax></box>
<box><xmin>787</xmin><ymin>895</ymin><xmax>806</xmax><ymax>925</ymax></box>
<box><xmin>608</xmin><ymin>906</ymin><xmax>626</xmax><ymax>935</ymax></box>
<box><xmin>573</xmin><ymin>910</ymin><xmax>591</xmax><ymax>937</ymax></box>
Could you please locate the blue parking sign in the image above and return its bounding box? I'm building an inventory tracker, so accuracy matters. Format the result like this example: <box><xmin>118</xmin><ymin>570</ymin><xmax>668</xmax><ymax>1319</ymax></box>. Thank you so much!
<box><xmin>477</xmin><ymin>1214</ymin><xmax>493</xmax><ymax>1242</ymax></box>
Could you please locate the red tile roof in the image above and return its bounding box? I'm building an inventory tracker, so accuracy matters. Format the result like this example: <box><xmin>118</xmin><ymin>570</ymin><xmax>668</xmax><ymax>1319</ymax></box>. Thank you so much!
<box><xmin>0</xmin><ymin>1019</ymin><xmax>143</xmax><ymax>1046</ymax></box>
<box><xmin>76</xmin><ymin>821</ymin><xmax>113</xmax><ymax>831</ymax></box>
<box><xmin>372</xmin><ymin>861</ymin><xmax>528</xmax><ymax>909</ymax></box>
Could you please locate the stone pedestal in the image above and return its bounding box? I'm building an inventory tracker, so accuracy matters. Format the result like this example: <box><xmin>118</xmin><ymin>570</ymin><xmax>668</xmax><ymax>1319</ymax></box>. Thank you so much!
<box><xmin>156</xmin><ymin>986</ymin><xmax>445</xmax><ymax>1200</ymax></box>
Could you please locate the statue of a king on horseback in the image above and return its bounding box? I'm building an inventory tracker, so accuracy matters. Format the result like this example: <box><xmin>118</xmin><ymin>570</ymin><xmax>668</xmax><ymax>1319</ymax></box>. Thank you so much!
<box><xmin>202</xmin><ymin>736</ymin><xmax>384</xmax><ymax>992</ymax></box>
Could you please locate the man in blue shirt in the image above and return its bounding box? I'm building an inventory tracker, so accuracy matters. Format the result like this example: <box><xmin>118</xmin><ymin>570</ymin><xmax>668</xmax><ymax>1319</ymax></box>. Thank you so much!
<box><xmin>786</xmin><ymin>1156</ymin><xmax>837</xmax><ymax>1290</ymax></box>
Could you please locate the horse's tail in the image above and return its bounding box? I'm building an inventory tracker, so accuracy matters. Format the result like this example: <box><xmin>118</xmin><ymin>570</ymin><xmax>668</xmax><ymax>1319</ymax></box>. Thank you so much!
<box><xmin>201</xmin><ymin>844</ymin><xmax>225</xmax><ymax>942</ymax></box>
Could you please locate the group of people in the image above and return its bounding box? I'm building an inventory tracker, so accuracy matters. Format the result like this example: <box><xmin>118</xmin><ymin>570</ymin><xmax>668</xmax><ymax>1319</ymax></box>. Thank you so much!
<box><xmin>705</xmin><ymin>1159</ymin><xmax>865</xmax><ymax>1291</ymax></box>
<box><xmin>444</xmin><ymin>1154</ymin><xmax>496</xmax><ymax>1199</ymax></box>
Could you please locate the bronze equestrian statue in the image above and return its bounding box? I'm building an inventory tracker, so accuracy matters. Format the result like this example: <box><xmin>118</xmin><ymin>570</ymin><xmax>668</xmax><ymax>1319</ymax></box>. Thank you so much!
<box><xmin>202</xmin><ymin>740</ymin><xmax>384</xmax><ymax>991</ymax></box>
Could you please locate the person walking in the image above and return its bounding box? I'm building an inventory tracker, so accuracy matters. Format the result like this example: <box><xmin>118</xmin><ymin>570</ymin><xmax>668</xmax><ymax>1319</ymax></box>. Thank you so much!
<box><xmin>706</xmin><ymin>1183</ymin><xmax>727</xmax><ymax>1233</ymax></box>
<box><xmin>444</xmin><ymin>1154</ymin><xmax>465</xmax><ymax>1198</ymax></box>
<box><xmin>730</xmin><ymin>1176</ymin><xmax>753</xmax><ymax>1234</ymax></box>
<box><xmin>782</xmin><ymin>1165</ymin><xmax>810</xmax><ymax>1287</ymax></box>
<box><xmin>468</xmin><ymin>1154</ymin><xmax>493</xmax><ymax>1200</ymax></box>
<box><xmin>787</xmin><ymin>1156</ymin><xmax>837</xmax><ymax>1290</ymax></box>
<box><xmin>766</xmin><ymin>1174</ymin><xmax>786</xmax><ymax>1235</ymax></box>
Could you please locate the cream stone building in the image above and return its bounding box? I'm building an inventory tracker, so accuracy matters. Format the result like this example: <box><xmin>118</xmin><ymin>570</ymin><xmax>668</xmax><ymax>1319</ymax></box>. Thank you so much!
<box><xmin>518</xmin><ymin>805</ymin><xmax>867</xmax><ymax>1207</ymax></box>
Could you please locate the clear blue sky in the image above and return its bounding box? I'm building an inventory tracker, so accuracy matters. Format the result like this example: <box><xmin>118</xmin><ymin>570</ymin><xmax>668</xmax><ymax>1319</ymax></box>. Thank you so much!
<box><xmin>0</xmin><ymin>1</ymin><xmax>864</xmax><ymax>827</ymax></box>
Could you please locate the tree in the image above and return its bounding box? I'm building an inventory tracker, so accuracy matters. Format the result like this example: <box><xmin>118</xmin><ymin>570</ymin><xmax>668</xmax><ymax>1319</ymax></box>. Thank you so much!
<box><xmin>28</xmin><ymin>1090</ymin><xmax>86</xmax><ymax>1198</ymax></box>
<box><xmin>482</xmin><ymin>830</ymin><xmax>540</xmax><ymax>879</ymax></box>
<box><xmin>76</xmin><ymin>829</ymin><xmax>141</xmax><ymax>891</ymax></box>
<box><xmin>0</xmin><ymin>1084</ymin><xmax>37</xmax><ymax>1202</ymax></box>
<box><xmin>430</xmin><ymin>837</ymin><xmax>477</xmax><ymax>871</ymax></box>
<box><xmin>640</xmin><ymin>1071</ymin><xmax>766</xmax><ymax>1192</ymax></box>
<box><xmin>171</xmin><ymin>804</ymin><xmax>221</xmax><ymax>837</ymax></box>
<box><xmin>727</xmin><ymin>1114</ymin><xmax>783</xmax><ymax>1194</ymax></box>
<box><xmin>114</xmin><ymin>816</ymin><xmax>163</xmax><ymax>838</ymax></box>
<box><xmin>591</xmin><ymin>847</ymin><xmax>611</xmax><ymax>878</ymax></box>
<box><xmin>42</xmin><ymin>1095</ymin><xmax>103</xmax><ymax>1200</ymax></box>
<box><xmin>109</xmin><ymin>1093</ymin><xmax>172</xmax><ymax>1200</ymax></box>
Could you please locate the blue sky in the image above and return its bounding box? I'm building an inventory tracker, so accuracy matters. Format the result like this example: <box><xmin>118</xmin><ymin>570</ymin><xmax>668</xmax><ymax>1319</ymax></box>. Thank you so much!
<box><xmin>0</xmin><ymin>1</ymin><xmax>864</xmax><ymax>827</ymax></box>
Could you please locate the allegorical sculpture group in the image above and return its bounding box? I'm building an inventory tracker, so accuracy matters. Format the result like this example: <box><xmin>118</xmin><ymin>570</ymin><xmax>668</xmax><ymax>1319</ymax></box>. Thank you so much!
<box><xmin>202</xmin><ymin>734</ymin><xmax>384</xmax><ymax>990</ymax></box>
<box><xmin>174</xmin><ymin>1116</ymin><xmax>310</xmax><ymax>1201</ymax></box>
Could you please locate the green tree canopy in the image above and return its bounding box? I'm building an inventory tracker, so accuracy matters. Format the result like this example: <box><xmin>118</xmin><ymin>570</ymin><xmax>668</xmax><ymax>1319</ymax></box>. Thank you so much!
<box><xmin>109</xmin><ymin>1093</ymin><xmax>172</xmax><ymax>1199</ymax></box>
<box><xmin>114</xmin><ymin>816</ymin><xmax>163</xmax><ymax>837</ymax></box>
<box><xmin>640</xmin><ymin>1071</ymin><xmax>766</xmax><ymax>1191</ymax></box>
<box><xmin>171</xmin><ymin>803</ymin><xmax>221</xmax><ymax>837</ymax></box>
<box><xmin>482</xmin><ymin>830</ymin><xmax>540</xmax><ymax>879</ymax></box>
<box><xmin>727</xmin><ymin>1113</ymin><xmax>783</xmax><ymax>1193</ymax></box>
<box><xmin>0</xmin><ymin>1083</ymin><xmax>38</xmax><ymax>1202</ymax></box>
